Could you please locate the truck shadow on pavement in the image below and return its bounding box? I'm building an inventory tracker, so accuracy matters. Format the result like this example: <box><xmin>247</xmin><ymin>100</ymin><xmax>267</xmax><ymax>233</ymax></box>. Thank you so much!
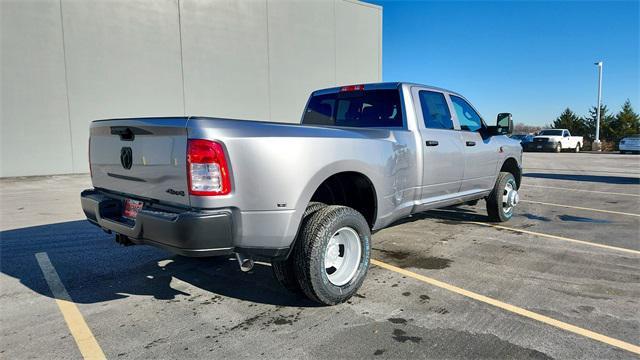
<box><xmin>523</xmin><ymin>172</ymin><xmax>640</xmax><ymax>185</ymax></box>
<box><xmin>0</xmin><ymin>220</ymin><xmax>320</xmax><ymax>307</ymax></box>
<box><xmin>379</xmin><ymin>207</ymin><xmax>489</xmax><ymax>231</ymax></box>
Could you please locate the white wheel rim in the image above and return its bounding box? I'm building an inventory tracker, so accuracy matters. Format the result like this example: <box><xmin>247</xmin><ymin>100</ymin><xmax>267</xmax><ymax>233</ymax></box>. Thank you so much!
<box><xmin>502</xmin><ymin>179</ymin><xmax>519</xmax><ymax>214</ymax></box>
<box><xmin>324</xmin><ymin>227</ymin><xmax>362</xmax><ymax>286</ymax></box>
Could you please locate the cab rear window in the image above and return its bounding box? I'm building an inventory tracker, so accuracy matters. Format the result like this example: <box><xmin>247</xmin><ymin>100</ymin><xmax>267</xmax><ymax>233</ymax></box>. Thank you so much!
<box><xmin>302</xmin><ymin>89</ymin><xmax>404</xmax><ymax>128</ymax></box>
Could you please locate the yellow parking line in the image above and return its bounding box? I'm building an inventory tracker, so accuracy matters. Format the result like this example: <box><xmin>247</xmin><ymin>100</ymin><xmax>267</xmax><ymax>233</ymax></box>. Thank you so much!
<box><xmin>35</xmin><ymin>252</ymin><xmax>106</xmax><ymax>360</ymax></box>
<box><xmin>463</xmin><ymin>220</ymin><xmax>640</xmax><ymax>255</ymax></box>
<box><xmin>430</xmin><ymin>210</ymin><xmax>640</xmax><ymax>255</ymax></box>
<box><xmin>523</xmin><ymin>184</ymin><xmax>640</xmax><ymax>197</ymax></box>
<box><xmin>371</xmin><ymin>259</ymin><xmax>640</xmax><ymax>355</ymax></box>
<box><xmin>520</xmin><ymin>199</ymin><xmax>640</xmax><ymax>217</ymax></box>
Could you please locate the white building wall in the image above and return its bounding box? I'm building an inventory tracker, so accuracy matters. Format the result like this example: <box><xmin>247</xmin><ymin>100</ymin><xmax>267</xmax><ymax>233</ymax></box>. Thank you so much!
<box><xmin>1</xmin><ymin>0</ymin><xmax>74</xmax><ymax>176</ymax></box>
<box><xmin>0</xmin><ymin>0</ymin><xmax>382</xmax><ymax>177</ymax></box>
<box><xmin>180</xmin><ymin>0</ymin><xmax>271</xmax><ymax>120</ymax></box>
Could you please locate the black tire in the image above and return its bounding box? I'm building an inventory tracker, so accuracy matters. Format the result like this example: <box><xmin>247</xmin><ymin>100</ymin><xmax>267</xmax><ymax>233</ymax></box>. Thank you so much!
<box><xmin>271</xmin><ymin>202</ymin><xmax>326</xmax><ymax>293</ymax></box>
<box><xmin>293</xmin><ymin>205</ymin><xmax>371</xmax><ymax>305</ymax></box>
<box><xmin>574</xmin><ymin>143</ymin><xmax>581</xmax><ymax>153</ymax></box>
<box><xmin>555</xmin><ymin>143</ymin><xmax>562</xmax><ymax>153</ymax></box>
<box><xmin>486</xmin><ymin>172</ymin><xmax>518</xmax><ymax>222</ymax></box>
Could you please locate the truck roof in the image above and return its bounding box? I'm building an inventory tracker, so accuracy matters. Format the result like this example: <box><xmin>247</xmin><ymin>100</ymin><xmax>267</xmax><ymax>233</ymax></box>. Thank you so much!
<box><xmin>311</xmin><ymin>82</ymin><xmax>463</xmax><ymax>97</ymax></box>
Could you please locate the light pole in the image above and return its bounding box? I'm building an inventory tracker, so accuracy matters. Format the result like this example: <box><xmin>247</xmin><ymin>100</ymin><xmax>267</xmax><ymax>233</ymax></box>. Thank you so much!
<box><xmin>594</xmin><ymin>61</ymin><xmax>603</xmax><ymax>151</ymax></box>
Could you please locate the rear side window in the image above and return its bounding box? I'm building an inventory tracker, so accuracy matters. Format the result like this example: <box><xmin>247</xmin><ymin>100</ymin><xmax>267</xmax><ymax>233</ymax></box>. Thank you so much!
<box><xmin>302</xmin><ymin>89</ymin><xmax>404</xmax><ymax>128</ymax></box>
<box><xmin>419</xmin><ymin>90</ymin><xmax>453</xmax><ymax>130</ymax></box>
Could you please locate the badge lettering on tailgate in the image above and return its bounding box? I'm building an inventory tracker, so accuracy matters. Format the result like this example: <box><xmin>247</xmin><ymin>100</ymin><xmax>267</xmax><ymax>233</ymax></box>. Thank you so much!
<box><xmin>166</xmin><ymin>188</ymin><xmax>185</xmax><ymax>196</ymax></box>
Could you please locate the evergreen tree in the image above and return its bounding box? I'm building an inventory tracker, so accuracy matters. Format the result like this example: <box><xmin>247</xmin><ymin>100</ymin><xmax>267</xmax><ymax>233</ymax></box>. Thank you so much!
<box><xmin>612</xmin><ymin>100</ymin><xmax>640</xmax><ymax>139</ymax></box>
<box><xmin>583</xmin><ymin>105</ymin><xmax>615</xmax><ymax>142</ymax></box>
<box><xmin>551</xmin><ymin>108</ymin><xmax>586</xmax><ymax>135</ymax></box>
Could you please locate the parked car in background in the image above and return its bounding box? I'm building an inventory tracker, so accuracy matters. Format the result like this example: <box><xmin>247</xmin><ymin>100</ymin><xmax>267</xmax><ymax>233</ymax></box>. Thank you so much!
<box><xmin>619</xmin><ymin>135</ymin><xmax>640</xmax><ymax>154</ymax></box>
<box><xmin>509</xmin><ymin>134</ymin><xmax>534</xmax><ymax>150</ymax></box>
<box><xmin>80</xmin><ymin>82</ymin><xmax>522</xmax><ymax>305</ymax></box>
<box><xmin>526</xmin><ymin>129</ymin><xmax>583</xmax><ymax>152</ymax></box>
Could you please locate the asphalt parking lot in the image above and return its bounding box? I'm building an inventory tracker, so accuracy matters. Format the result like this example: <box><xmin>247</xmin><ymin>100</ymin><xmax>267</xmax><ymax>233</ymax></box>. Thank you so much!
<box><xmin>1</xmin><ymin>152</ymin><xmax>639</xmax><ymax>359</ymax></box>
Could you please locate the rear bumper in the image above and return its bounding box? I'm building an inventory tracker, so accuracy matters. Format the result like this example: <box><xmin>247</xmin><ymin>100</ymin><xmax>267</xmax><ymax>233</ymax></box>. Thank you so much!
<box><xmin>81</xmin><ymin>189</ymin><xmax>234</xmax><ymax>257</ymax></box>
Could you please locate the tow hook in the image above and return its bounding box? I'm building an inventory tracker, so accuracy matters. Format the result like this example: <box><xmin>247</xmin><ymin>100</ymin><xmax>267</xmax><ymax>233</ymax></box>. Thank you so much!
<box><xmin>115</xmin><ymin>234</ymin><xmax>134</xmax><ymax>246</ymax></box>
<box><xmin>235</xmin><ymin>253</ymin><xmax>254</xmax><ymax>272</ymax></box>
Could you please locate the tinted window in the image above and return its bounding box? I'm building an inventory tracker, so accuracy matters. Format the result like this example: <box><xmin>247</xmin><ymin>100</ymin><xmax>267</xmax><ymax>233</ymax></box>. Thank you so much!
<box><xmin>450</xmin><ymin>95</ymin><xmax>483</xmax><ymax>132</ymax></box>
<box><xmin>302</xmin><ymin>89</ymin><xmax>403</xmax><ymax>128</ymax></box>
<box><xmin>538</xmin><ymin>130</ymin><xmax>563</xmax><ymax>136</ymax></box>
<box><xmin>419</xmin><ymin>91</ymin><xmax>453</xmax><ymax>130</ymax></box>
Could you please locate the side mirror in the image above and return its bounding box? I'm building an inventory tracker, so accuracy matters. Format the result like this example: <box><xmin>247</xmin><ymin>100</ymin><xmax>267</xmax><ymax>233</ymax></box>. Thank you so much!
<box><xmin>496</xmin><ymin>113</ymin><xmax>513</xmax><ymax>135</ymax></box>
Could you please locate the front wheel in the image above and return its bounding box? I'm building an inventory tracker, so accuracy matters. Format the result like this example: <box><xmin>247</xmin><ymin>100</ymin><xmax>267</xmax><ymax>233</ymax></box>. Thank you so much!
<box><xmin>555</xmin><ymin>143</ymin><xmax>562</xmax><ymax>152</ymax></box>
<box><xmin>486</xmin><ymin>172</ymin><xmax>519</xmax><ymax>222</ymax></box>
<box><xmin>293</xmin><ymin>205</ymin><xmax>371</xmax><ymax>305</ymax></box>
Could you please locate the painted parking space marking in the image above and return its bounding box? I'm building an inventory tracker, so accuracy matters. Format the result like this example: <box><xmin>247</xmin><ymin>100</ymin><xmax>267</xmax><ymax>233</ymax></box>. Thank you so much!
<box><xmin>522</xmin><ymin>184</ymin><xmax>640</xmax><ymax>197</ymax></box>
<box><xmin>35</xmin><ymin>252</ymin><xmax>106</xmax><ymax>360</ymax></box>
<box><xmin>430</xmin><ymin>211</ymin><xmax>640</xmax><ymax>255</ymax></box>
<box><xmin>371</xmin><ymin>259</ymin><xmax>640</xmax><ymax>355</ymax></box>
<box><xmin>465</xmin><ymin>220</ymin><xmax>640</xmax><ymax>255</ymax></box>
<box><xmin>520</xmin><ymin>199</ymin><xmax>640</xmax><ymax>217</ymax></box>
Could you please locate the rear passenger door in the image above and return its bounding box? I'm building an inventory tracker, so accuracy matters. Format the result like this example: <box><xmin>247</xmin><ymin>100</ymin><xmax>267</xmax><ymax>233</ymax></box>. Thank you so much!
<box><xmin>449</xmin><ymin>94</ymin><xmax>500</xmax><ymax>193</ymax></box>
<box><xmin>412</xmin><ymin>88</ymin><xmax>464</xmax><ymax>203</ymax></box>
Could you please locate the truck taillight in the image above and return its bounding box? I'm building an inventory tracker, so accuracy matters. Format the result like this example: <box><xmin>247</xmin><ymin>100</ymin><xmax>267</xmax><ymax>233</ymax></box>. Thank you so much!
<box><xmin>187</xmin><ymin>139</ymin><xmax>231</xmax><ymax>196</ymax></box>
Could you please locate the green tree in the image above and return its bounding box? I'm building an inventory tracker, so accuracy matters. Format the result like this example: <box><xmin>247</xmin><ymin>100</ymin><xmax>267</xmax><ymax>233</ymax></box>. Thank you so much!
<box><xmin>582</xmin><ymin>105</ymin><xmax>615</xmax><ymax>142</ymax></box>
<box><xmin>551</xmin><ymin>108</ymin><xmax>586</xmax><ymax>135</ymax></box>
<box><xmin>611</xmin><ymin>100</ymin><xmax>640</xmax><ymax>140</ymax></box>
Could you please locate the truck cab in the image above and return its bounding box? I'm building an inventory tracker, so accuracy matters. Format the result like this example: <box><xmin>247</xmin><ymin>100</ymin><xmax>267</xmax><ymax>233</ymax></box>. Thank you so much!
<box><xmin>302</xmin><ymin>83</ymin><xmax>521</xmax><ymax>216</ymax></box>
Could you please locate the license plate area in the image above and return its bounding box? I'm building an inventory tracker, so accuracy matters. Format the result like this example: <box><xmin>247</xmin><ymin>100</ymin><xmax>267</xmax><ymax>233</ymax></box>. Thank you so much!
<box><xmin>123</xmin><ymin>198</ymin><xmax>144</xmax><ymax>219</ymax></box>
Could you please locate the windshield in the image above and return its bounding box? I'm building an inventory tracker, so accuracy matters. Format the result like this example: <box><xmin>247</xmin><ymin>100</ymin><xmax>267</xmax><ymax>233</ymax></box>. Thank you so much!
<box><xmin>302</xmin><ymin>89</ymin><xmax>403</xmax><ymax>128</ymax></box>
<box><xmin>538</xmin><ymin>130</ymin><xmax>563</xmax><ymax>136</ymax></box>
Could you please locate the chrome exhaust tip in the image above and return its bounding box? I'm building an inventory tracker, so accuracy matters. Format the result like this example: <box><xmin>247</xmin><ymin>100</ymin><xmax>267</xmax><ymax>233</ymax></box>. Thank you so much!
<box><xmin>235</xmin><ymin>253</ymin><xmax>254</xmax><ymax>272</ymax></box>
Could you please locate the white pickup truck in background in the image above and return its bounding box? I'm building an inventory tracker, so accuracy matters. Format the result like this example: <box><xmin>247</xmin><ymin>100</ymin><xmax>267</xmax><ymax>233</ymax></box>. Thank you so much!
<box><xmin>527</xmin><ymin>129</ymin><xmax>583</xmax><ymax>152</ymax></box>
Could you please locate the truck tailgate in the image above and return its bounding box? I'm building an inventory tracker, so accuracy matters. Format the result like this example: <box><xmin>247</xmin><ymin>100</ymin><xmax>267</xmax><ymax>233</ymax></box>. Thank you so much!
<box><xmin>89</xmin><ymin>117</ymin><xmax>190</xmax><ymax>207</ymax></box>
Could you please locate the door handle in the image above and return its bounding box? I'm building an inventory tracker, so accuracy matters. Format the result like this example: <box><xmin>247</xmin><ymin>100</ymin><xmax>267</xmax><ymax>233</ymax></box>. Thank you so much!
<box><xmin>466</xmin><ymin>141</ymin><xmax>476</xmax><ymax>146</ymax></box>
<box><xmin>425</xmin><ymin>140</ymin><xmax>439</xmax><ymax>146</ymax></box>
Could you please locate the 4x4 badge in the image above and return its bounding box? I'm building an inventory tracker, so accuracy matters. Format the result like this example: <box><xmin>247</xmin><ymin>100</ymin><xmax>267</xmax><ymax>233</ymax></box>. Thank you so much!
<box><xmin>166</xmin><ymin>188</ymin><xmax>185</xmax><ymax>196</ymax></box>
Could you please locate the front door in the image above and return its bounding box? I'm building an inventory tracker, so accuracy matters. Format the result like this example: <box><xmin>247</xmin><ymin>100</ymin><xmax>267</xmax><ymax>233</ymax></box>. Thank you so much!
<box><xmin>413</xmin><ymin>88</ymin><xmax>465</xmax><ymax>203</ymax></box>
<box><xmin>449</xmin><ymin>94</ymin><xmax>499</xmax><ymax>193</ymax></box>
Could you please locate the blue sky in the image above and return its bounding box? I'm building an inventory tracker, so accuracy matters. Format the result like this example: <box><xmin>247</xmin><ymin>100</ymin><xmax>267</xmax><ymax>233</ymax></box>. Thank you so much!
<box><xmin>367</xmin><ymin>0</ymin><xmax>639</xmax><ymax>126</ymax></box>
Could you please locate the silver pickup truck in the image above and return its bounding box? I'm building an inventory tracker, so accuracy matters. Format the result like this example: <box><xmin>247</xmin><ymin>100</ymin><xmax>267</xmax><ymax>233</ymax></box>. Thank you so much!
<box><xmin>81</xmin><ymin>82</ymin><xmax>522</xmax><ymax>305</ymax></box>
